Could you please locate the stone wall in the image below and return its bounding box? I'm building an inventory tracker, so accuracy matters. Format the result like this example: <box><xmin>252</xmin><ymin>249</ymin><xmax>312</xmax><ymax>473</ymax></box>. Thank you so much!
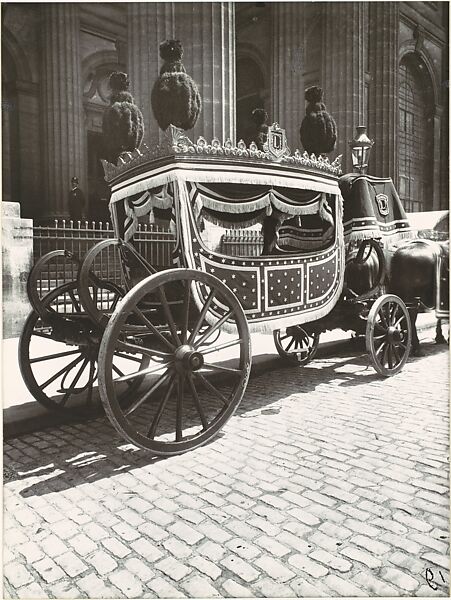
<box><xmin>2</xmin><ymin>202</ymin><xmax>33</xmax><ymax>338</ymax></box>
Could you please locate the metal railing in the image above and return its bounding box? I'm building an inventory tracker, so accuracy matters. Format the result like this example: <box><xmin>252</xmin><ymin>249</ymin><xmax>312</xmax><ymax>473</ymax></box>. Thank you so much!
<box><xmin>32</xmin><ymin>220</ymin><xmax>176</xmax><ymax>302</ymax></box>
<box><xmin>33</xmin><ymin>220</ymin><xmax>176</xmax><ymax>265</ymax></box>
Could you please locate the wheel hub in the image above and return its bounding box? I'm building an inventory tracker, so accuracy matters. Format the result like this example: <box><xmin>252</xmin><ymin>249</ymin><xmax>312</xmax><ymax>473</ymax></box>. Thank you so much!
<box><xmin>174</xmin><ymin>344</ymin><xmax>204</xmax><ymax>372</ymax></box>
<box><xmin>387</xmin><ymin>326</ymin><xmax>402</xmax><ymax>343</ymax></box>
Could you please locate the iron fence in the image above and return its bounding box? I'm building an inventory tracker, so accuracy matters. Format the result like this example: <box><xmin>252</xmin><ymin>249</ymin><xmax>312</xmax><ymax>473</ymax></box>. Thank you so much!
<box><xmin>32</xmin><ymin>220</ymin><xmax>176</xmax><ymax>299</ymax></box>
<box><xmin>33</xmin><ymin>220</ymin><xmax>176</xmax><ymax>265</ymax></box>
<box><xmin>31</xmin><ymin>221</ymin><xmax>264</xmax><ymax>303</ymax></box>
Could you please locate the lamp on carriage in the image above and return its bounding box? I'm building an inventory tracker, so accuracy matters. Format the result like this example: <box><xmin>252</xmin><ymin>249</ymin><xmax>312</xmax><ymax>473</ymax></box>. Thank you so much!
<box><xmin>349</xmin><ymin>126</ymin><xmax>374</xmax><ymax>174</ymax></box>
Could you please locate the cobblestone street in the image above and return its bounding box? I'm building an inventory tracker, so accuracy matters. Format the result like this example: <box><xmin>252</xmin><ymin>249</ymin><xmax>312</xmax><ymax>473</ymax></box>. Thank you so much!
<box><xmin>3</xmin><ymin>339</ymin><xmax>450</xmax><ymax>598</ymax></box>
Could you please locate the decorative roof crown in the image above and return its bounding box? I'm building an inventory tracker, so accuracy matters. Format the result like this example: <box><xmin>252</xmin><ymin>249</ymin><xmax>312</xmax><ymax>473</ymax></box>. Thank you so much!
<box><xmin>101</xmin><ymin>124</ymin><xmax>342</xmax><ymax>183</ymax></box>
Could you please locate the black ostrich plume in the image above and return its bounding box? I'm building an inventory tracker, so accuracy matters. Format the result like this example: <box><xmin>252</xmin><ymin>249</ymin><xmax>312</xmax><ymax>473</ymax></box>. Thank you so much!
<box><xmin>151</xmin><ymin>39</ymin><xmax>202</xmax><ymax>131</ymax></box>
<box><xmin>300</xmin><ymin>86</ymin><xmax>337</xmax><ymax>156</ymax></box>
<box><xmin>102</xmin><ymin>72</ymin><xmax>144</xmax><ymax>164</ymax></box>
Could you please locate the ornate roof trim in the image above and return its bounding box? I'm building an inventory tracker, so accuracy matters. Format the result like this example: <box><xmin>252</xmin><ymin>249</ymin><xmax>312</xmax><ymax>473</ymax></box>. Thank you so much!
<box><xmin>102</xmin><ymin>124</ymin><xmax>343</xmax><ymax>182</ymax></box>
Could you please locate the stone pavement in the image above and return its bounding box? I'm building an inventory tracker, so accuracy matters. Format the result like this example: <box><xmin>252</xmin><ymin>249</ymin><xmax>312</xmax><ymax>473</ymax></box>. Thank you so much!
<box><xmin>3</xmin><ymin>338</ymin><xmax>450</xmax><ymax>598</ymax></box>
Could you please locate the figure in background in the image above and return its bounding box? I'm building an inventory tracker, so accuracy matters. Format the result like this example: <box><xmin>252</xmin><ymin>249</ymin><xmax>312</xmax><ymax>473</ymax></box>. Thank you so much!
<box><xmin>68</xmin><ymin>176</ymin><xmax>85</xmax><ymax>222</ymax></box>
<box><xmin>251</xmin><ymin>108</ymin><xmax>269</xmax><ymax>151</ymax></box>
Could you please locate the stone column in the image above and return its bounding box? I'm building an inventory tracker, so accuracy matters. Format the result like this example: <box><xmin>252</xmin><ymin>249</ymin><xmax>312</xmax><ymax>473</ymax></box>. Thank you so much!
<box><xmin>175</xmin><ymin>3</ymin><xmax>236</xmax><ymax>143</ymax></box>
<box><xmin>321</xmin><ymin>2</ymin><xmax>365</xmax><ymax>173</ymax></box>
<box><xmin>270</xmin><ymin>3</ymin><xmax>305</xmax><ymax>152</ymax></box>
<box><xmin>14</xmin><ymin>81</ymin><xmax>41</xmax><ymax>219</ymax></box>
<box><xmin>1</xmin><ymin>91</ymin><xmax>13</xmax><ymax>203</ymax></box>
<box><xmin>41</xmin><ymin>3</ymin><xmax>83</xmax><ymax>219</ymax></box>
<box><xmin>127</xmin><ymin>3</ymin><xmax>175</xmax><ymax>148</ymax></box>
<box><xmin>127</xmin><ymin>2</ymin><xmax>236</xmax><ymax>146</ymax></box>
<box><xmin>432</xmin><ymin>107</ymin><xmax>442</xmax><ymax>211</ymax></box>
<box><xmin>368</xmin><ymin>2</ymin><xmax>399</xmax><ymax>179</ymax></box>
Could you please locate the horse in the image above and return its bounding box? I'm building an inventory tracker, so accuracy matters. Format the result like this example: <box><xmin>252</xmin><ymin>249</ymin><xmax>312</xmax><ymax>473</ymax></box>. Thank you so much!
<box><xmin>343</xmin><ymin>238</ymin><xmax>448</xmax><ymax>356</ymax></box>
<box><xmin>387</xmin><ymin>238</ymin><xmax>449</xmax><ymax>355</ymax></box>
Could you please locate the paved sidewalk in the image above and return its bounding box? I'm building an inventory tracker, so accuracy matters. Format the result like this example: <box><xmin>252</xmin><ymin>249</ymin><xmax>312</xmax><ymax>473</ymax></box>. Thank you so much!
<box><xmin>3</xmin><ymin>331</ymin><xmax>449</xmax><ymax>598</ymax></box>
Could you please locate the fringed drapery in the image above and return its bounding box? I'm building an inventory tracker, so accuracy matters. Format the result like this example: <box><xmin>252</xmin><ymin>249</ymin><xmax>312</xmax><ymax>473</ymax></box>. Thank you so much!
<box><xmin>340</xmin><ymin>174</ymin><xmax>414</xmax><ymax>248</ymax></box>
<box><xmin>118</xmin><ymin>185</ymin><xmax>173</xmax><ymax>242</ymax></box>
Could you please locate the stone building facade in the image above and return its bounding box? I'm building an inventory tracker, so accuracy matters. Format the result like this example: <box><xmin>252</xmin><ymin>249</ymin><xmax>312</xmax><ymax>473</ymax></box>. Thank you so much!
<box><xmin>2</xmin><ymin>2</ymin><xmax>448</xmax><ymax>221</ymax></box>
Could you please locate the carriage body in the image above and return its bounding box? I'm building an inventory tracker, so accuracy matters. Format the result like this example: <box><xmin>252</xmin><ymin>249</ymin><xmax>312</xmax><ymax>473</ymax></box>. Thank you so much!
<box><xmin>106</xmin><ymin>133</ymin><xmax>345</xmax><ymax>335</ymax></box>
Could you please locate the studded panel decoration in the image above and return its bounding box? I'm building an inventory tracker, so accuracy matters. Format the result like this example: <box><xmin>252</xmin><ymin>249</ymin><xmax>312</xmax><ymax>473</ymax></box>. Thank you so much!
<box><xmin>180</xmin><ymin>194</ymin><xmax>344</xmax><ymax>333</ymax></box>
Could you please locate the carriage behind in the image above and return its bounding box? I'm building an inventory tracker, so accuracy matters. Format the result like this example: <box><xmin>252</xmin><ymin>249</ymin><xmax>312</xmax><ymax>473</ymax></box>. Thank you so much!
<box><xmin>19</xmin><ymin>125</ymin><xmax>414</xmax><ymax>456</ymax></box>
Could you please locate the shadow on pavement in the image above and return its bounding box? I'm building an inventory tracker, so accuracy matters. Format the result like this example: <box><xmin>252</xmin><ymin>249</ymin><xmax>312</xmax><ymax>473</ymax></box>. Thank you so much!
<box><xmin>6</xmin><ymin>340</ymin><xmax>447</xmax><ymax>499</ymax></box>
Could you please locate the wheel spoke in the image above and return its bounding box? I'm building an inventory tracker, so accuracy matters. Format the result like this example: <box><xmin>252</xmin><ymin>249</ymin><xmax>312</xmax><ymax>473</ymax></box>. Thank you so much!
<box><xmin>286</xmin><ymin>337</ymin><xmax>295</xmax><ymax>352</ymax></box>
<box><xmin>68</xmin><ymin>289</ymin><xmax>81</xmax><ymax>312</ymax></box>
<box><xmin>375</xmin><ymin>322</ymin><xmax>387</xmax><ymax>333</ymax></box>
<box><xmin>132</xmin><ymin>307</ymin><xmax>175</xmax><ymax>351</ymax></box>
<box><xmin>194</xmin><ymin>372</ymin><xmax>229</xmax><ymax>406</ymax></box>
<box><xmin>39</xmin><ymin>353</ymin><xmax>84</xmax><ymax>391</ymax></box>
<box><xmin>112</xmin><ymin>363</ymin><xmax>125</xmax><ymax>378</ymax></box>
<box><xmin>194</xmin><ymin>310</ymin><xmax>234</xmax><ymax>348</ymax></box>
<box><xmin>158</xmin><ymin>285</ymin><xmax>181</xmax><ymax>346</ymax></box>
<box><xmin>394</xmin><ymin>314</ymin><xmax>408</xmax><ymax>329</ymax></box>
<box><xmin>201</xmin><ymin>338</ymin><xmax>242</xmax><ymax>356</ymax></box>
<box><xmin>378</xmin><ymin>309</ymin><xmax>389</xmax><ymax>329</ymax></box>
<box><xmin>375</xmin><ymin>340</ymin><xmax>387</xmax><ymax>358</ymax></box>
<box><xmin>181</xmin><ymin>280</ymin><xmax>191</xmax><ymax>344</ymax></box>
<box><xmin>59</xmin><ymin>358</ymin><xmax>89</xmax><ymax>406</ymax></box>
<box><xmin>387</xmin><ymin>344</ymin><xmax>394</xmax><ymax>369</ymax></box>
<box><xmin>188</xmin><ymin>290</ymin><xmax>216</xmax><ymax>344</ymax></box>
<box><xmin>113</xmin><ymin>352</ymin><xmax>146</xmax><ymax>363</ymax></box>
<box><xmin>113</xmin><ymin>361</ymin><xmax>171</xmax><ymax>384</ymax></box>
<box><xmin>176</xmin><ymin>374</ymin><xmax>184</xmax><ymax>442</ymax></box>
<box><xmin>147</xmin><ymin>375</ymin><xmax>176</xmax><ymax>439</ymax></box>
<box><xmin>202</xmin><ymin>362</ymin><xmax>241</xmax><ymax>374</ymax></box>
<box><xmin>124</xmin><ymin>371</ymin><xmax>172</xmax><ymax>416</ymax></box>
<box><xmin>382</xmin><ymin>343</ymin><xmax>389</xmax><ymax>367</ymax></box>
<box><xmin>85</xmin><ymin>362</ymin><xmax>96</xmax><ymax>406</ymax></box>
<box><xmin>30</xmin><ymin>349</ymin><xmax>81</xmax><ymax>364</ymax></box>
<box><xmin>392</xmin><ymin>343</ymin><xmax>401</xmax><ymax>364</ymax></box>
<box><xmin>110</xmin><ymin>293</ymin><xmax>121</xmax><ymax>311</ymax></box>
<box><xmin>389</xmin><ymin>303</ymin><xmax>399</xmax><ymax>326</ymax></box>
<box><xmin>117</xmin><ymin>339</ymin><xmax>171</xmax><ymax>359</ymax></box>
<box><xmin>187</xmin><ymin>373</ymin><xmax>208</xmax><ymax>430</ymax></box>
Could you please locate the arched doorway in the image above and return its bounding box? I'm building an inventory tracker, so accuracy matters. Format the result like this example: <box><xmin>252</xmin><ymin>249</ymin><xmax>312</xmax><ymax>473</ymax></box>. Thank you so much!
<box><xmin>236</xmin><ymin>56</ymin><xmax>267</xmax><ymax>145</ymax></box>
<box><xmin>398</xmin><ymin>54</ymin><xmax>434</xmax><ymax>212</ymax></box>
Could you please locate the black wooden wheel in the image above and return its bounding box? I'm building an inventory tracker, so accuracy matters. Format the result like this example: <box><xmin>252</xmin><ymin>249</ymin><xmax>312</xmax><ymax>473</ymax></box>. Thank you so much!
<box><xmin>19</xmin><ymin>282</ymin><xmax>147</xmax><ymax>416</ymax></box>
<box><xmin>78</xmin><ymin>239</ymin><xmax>131</xmax><ymax>328</ymax></box>
<box><xmin>98</xmin><ymin>268</ymin><xmax>252</xmax><ymax>456</ymax></box>
<box><xmin>273</xmin><ymin>326</ymin><xmax>320</xmax><ymax>365</ymax></box>
<box><xmin>366</xmin><ymin>294</ymin><xmax>412</xmax><ymax>377</ymax></box>
<box><xmin>27</xmin><ymin>249</ymin><xmax>81</xmax><ymax>318</ymax></box>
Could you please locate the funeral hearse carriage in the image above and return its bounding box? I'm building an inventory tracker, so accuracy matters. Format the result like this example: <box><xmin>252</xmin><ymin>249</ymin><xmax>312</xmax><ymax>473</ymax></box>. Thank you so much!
<box><xmin>19</xmin><ymin>124</ymin><xmax>414</xmax><ymax>455</ymax></box>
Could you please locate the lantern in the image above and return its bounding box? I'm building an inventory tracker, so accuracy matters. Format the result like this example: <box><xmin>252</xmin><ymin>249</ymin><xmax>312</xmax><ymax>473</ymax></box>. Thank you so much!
<box><xmin>349</xmin><ymin>126</ymin><xmax>374</xmax><ymax>174</ymax></box>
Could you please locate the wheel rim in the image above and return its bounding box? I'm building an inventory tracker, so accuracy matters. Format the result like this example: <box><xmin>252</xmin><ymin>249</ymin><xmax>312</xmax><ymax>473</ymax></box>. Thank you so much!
<box><xmin>78</xmin><ymin>239</ymin><xmax>128</xmax><ymax>328</ymax></box>
<box><xmin>98</xmin><ymin>269</ymin><xmax>251</xmax><ymax>455</ymax></box>
<box><xmin>19</xmin><ymin>282</ymin><xmax>146</xmax><ymax>416</ymax></box>
<box><xmin>366</xmin><ymin>294</ymin><xmax>412</xmax><ymax>377</ymax></box>
<box><xmin>274</xmin><ymin>326</ymin><xmax>320</xmax><ymax>365</ymax></box>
